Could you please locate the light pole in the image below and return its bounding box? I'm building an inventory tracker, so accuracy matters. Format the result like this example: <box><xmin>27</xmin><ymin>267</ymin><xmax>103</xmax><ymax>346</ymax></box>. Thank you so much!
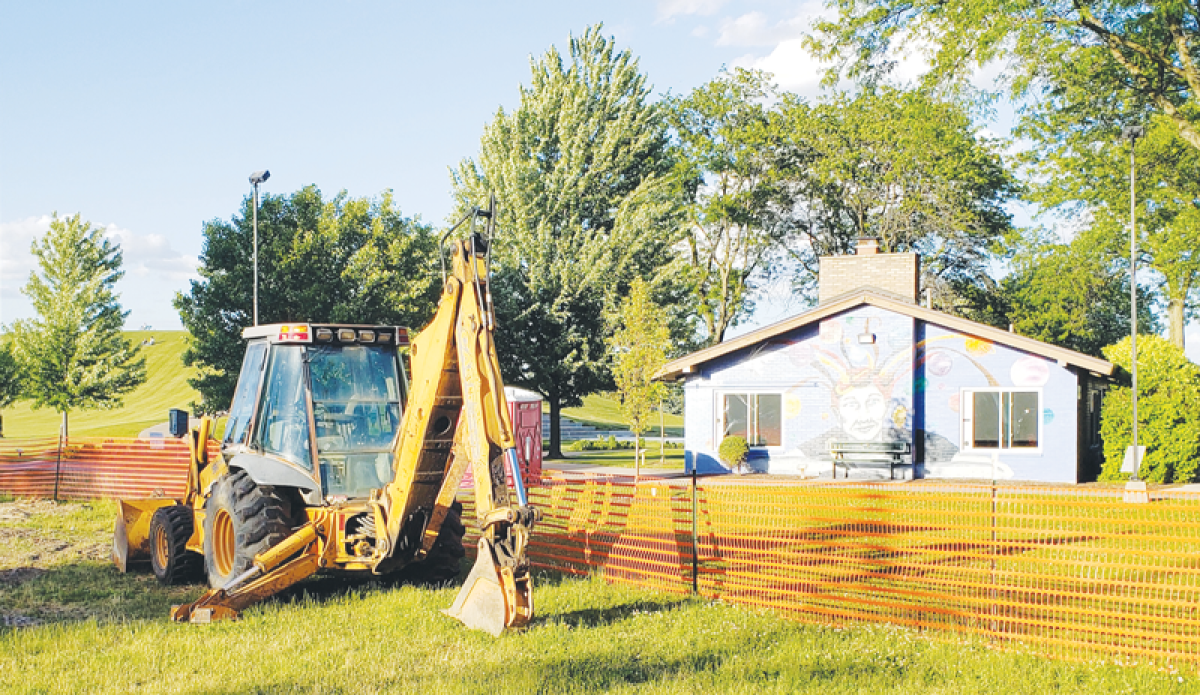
<box><xmin>1121</xmin><ymin>125</ymin><xmax>1145</xmax><ymax>502</ymax></box>
<box><xmin>249</xmin><ymin>170</ymin><xmax>270</xmax><ymax>325</ymax></box>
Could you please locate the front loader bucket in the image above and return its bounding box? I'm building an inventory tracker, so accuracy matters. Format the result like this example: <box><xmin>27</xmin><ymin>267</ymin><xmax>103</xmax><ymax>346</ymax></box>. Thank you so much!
<box><xmin>443</xmin><ymin>538</ymin><xmax>533</xmax><ymax>636</ymax></box>
<box><xmin>112</xmin><ymin>499</ymin><xmax>174</xmax><ymax>572</ymax></box>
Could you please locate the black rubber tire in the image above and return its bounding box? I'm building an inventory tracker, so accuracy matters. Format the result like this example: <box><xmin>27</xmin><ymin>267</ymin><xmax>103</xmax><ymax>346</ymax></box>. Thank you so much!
<box><xmin>149</xmin><ymin>505</ymin><xmax>202</xmax><ymax>585</ymax></box>
<box><xmin>398</xmin><ymin>501</ymin><xmax>467</xmax><ymax>585</ymax></box>
<box><xmin>203</xmin><ymin>469</ymin><xmax>294</xmax><ymax>589</ymax></box>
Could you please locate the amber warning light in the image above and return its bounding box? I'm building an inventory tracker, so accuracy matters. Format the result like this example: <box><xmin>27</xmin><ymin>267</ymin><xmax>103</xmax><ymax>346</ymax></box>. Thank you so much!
<box><xmin>278</xmin><ymin>324</ymin><xmax>310</xmax><ymax>341</ymax></box>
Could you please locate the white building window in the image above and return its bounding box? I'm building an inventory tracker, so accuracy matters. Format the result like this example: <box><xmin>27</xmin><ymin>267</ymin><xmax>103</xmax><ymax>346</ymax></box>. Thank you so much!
<box><xmin>961</xmin><ymin>388</ymin><xmax>1041</xmax><ymax>451</ymax></box>
<box><xmin>720</xmin><ymin>393</ymin><xmax>782</xmax><ymax>447</ymax></box>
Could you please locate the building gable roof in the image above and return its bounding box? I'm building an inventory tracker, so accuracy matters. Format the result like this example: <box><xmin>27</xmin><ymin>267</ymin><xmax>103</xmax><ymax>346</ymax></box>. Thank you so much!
<box><xmin>655</xmin><ymin>291</ymin><xmax>1115</xmax><ymax>382</ymax></box>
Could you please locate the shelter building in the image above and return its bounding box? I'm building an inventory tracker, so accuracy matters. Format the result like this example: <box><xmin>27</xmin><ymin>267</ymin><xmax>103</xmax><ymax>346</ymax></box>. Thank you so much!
<box><xmin>656</xmin><ymin>239</ymin><xmax>1117</xmax><ymax>483</ymax></box>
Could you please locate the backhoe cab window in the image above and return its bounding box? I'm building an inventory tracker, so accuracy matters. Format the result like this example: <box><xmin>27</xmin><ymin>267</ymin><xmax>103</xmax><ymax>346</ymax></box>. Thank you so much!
<box><xmin>224</xmin><ymin>342</ymin><xmax>268</xmax><ymax>447</ymax></box>
<box><xmin>254</xmin><ymin>346</ymin><xmax>313</xmax><ymax>470</ymax></box>
<box><xmin>308</xmin><ymin>344</ymin><xmax>403</xmax><ymax>499</ymax></box>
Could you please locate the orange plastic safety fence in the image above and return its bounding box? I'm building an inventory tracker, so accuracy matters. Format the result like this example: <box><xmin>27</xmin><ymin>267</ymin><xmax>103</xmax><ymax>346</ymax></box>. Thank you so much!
<box><xmin>6</xmin><ymin>437</ymin><xmax>1197</xmax><ymax>670</ymax></box>
<box><xmin>0</xmin><ymin>437</ymin><xmax>193</xmax><ymax>499</ymax></box>
<box><xmin>472</xmin><ymin>474</ymin><xmax>1200</xmax><ymax>670</ymax></box>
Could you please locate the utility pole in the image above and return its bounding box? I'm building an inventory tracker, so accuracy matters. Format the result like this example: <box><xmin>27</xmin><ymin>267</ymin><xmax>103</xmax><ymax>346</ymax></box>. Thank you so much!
<box><xmin>1121</xmin><ymin>126</ymin><xmax>1147</xmax><ymax>504</ymax></box>
<box><xmin>249</xmin><ymin>170</ymin><xmax>270</xmax><ymax>325</ymax></box>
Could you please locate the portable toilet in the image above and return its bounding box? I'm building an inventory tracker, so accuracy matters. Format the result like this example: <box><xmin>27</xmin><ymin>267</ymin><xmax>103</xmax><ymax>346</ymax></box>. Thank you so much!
<box><xmin>505</xmin><ymin>387</ymin><xmax>543</xmax><ymax>486</ymax></box>
<box><xmin>458</xmin><ymin>387</ymin><xmax>543</xmax><ymax>490</ymax></box>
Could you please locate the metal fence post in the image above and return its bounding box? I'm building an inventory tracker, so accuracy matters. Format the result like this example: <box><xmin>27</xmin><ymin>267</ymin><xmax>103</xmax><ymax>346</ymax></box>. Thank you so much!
<box><xmin>691</xmin><ymin>467</ymin><xmax>699</xmax><ymax>595</ymax></box>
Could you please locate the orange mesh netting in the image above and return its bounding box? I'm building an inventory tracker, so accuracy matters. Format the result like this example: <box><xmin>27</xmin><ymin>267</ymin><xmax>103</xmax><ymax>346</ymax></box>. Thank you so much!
<box><xmin>4</xmin><ymin>440</ymin><xmax>1196</xmax><ymax>668</ymax></box>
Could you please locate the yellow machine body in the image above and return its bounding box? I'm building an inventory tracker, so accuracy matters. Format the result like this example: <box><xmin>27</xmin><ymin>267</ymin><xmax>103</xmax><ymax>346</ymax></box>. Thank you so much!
<box><xmin>115</xmin><ymin>208</ymin><xmax>537</xmax><ymax>635</ymax></box>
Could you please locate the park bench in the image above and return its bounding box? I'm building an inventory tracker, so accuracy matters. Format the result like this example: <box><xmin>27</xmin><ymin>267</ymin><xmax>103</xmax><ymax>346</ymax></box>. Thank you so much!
<box><xmin>829</xmin><ymin>441</ymin><xmax>912</xmax><ymax>480</ymax></box>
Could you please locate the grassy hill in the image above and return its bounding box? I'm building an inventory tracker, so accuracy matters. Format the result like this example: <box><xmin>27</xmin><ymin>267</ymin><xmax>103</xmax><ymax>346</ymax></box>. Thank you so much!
<box><xmin>0</xmin><ymin>333</ymin><xmax>685</xmax><ymax>440</ymax></box>
<box><xmin>1</xmin><ymin>331</ymin><xmax>200</xmax><ymax>439</ymax></box>
<box><xmin>557</xmin><ymin>394</ymin><xmax>684</xmax><ymax>437</ymax></box>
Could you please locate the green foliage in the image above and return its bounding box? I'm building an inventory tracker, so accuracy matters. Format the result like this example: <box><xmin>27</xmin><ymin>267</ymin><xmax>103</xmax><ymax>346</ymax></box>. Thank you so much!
<box><xmin>808</xmin><ymin>0</ymin><xmax>1200</xmax><ymax>154</ymax></box>
<box><xmin>668</xmin><ymin>68</ymin><xmax>798</xmax><ymax>344</ymax></box>
<box><xmin>608</xmin><ymin>278</ymin><xmax>670</xmax><ymax>442</ymax></box>
<box><xmin>9</xmin><ymin>213</ymin><xmax>146</xmax><ymax>433</ymax></box>
<box><xmin>451</xmin><ymin>25</ymin><xmax>685</xmax><ymax>457</ymax></box>
<box><xmin>565</xmin><ymin>436</ymin><xmax>633</xmax><ymax>452</ymax></box>
<box><xmin>718</xmin><ymin>435</ymin><xmax>749</xmax><ymax>471</ymax></box>
<box><xmin>780</xmin><ymin>87</ymin><xmax>1016</xmax><ymax>306</ymax></box>
<box><xmin>810</xmin><ymin>0</ymin><xmax>1200</xmax><ymax>340</ymax></box>
<box><xmin>1022</xmin><ymin>115</ymin><xmax>1200</xmax><ymax>348</ymax></box>
<box><xmin>959</xmin><ymin>236</ymin><xmax>1156</xmax><ymax>357</ymax></box>
<box><xmin>1100</xmin><ymin>335</ymin><xmax>1200</xmax><ymax>483</ymax></box>
<box><xmin>0</xmin><ymin>339</ymin><xmax>22</xmax><ymax>411</ymax></box>
<box><xmin>175</xmin><ymin>187</ymin><xmax>439</xmax><ymax>411</ymax></box>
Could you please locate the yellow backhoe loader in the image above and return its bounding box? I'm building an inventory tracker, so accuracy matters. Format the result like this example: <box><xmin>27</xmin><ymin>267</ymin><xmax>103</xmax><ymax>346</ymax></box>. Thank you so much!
<box><xmin>113</xmin><ymin>204</ymin><xmax>538</xmax><ymax>635</ymax></box>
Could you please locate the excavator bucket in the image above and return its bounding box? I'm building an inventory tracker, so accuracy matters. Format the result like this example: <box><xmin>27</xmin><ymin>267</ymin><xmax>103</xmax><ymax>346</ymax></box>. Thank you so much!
<box><xmin>112</xmin><ymin>499</ymin><xmax>175</xmax><ymax>572</ymax></box>
<box><xmin>443</xmin><ymin>538</ymin><xmax>533</xmax><ymax>636</ymax></box>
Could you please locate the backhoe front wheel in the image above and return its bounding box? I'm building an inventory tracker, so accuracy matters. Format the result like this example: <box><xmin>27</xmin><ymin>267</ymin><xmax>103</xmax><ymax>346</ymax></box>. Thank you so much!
<box><xmin>203</xmin><ymin>469</ymin><xmax>294</xmax><ymax>589</ymax></box>
<box><xmin>149</xmin><ymin>505</ymin><xmax>201</xmax><ymax>585</ymax></box>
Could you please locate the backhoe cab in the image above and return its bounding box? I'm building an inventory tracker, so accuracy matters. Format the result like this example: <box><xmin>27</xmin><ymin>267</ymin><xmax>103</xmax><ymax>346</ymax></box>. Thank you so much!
<box><xmin>113</xmin><ymin>204</ymin><xmax>538</xmax><ymax>635</ymax></box>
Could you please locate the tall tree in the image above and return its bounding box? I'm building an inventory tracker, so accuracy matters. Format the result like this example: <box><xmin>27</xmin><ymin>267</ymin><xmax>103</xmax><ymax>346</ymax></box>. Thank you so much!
<box><xmin>608</xmin><ymin>277</ymin><xmax>670</xmax><ymax>469</ymax></box>
<box><xmin>779</xmin><ymin>87</ymin><xmax>1016</xmax><ymax>306</ymax></box>
<box><xmin>452</xmin><ymin>25</ymin><xmax>685</xmax><ymax>458</ymax></box>
<box><xmin>0</xmin><ymin>339</ymin><xmax>22</xmax><ymax>437</ymax></box>
<box><xmin>1022</xmin><ymin>115</ymin><xmax>1200</xmax><ymax>348</ymax></box>
<box><xmin>668</xmin><ymin>68</ymin><xmax>800</xmax><ymax>345</ymax></box>
<box><xmin>961</xmin><ymin>236</ymin><xmax>1157</xmax><ymax>357</ymax></box>
<box><xmin>808</xmin><ymin>0</ymin><xmax>1200</xmax><ymax>153</ymax></box>
<box><xmin>176</xmin><ymin>187</ymin><xmax>440</xmax><ymax>410</ymax></box>
<box><xmin>9</xmin><ymin>213</ymin><xmax>146</xmax><ymax>437</ymax></box>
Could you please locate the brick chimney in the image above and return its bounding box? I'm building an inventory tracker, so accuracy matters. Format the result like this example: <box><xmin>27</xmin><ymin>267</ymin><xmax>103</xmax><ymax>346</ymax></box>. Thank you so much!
<box><xmin>855</xmin><ymin>237</ymin><xmax>879</xmax><ymax>255</ymax></box>
<box><xmin>817</xmin><ymin>238</ymin><xmax>920</xmax><ymax>304</ymax></box>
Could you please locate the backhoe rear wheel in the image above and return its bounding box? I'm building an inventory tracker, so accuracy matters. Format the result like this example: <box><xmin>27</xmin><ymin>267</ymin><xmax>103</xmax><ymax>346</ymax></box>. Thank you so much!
<box><xmin>398</xmin><ymin>501</ymin><xmax>466</xmax><ymax>585</ymax></box>
<box><xmin>149</xmin><ymin>505</ymin><xmax>201</xmax><ymax>585</ymax></box>
<box><xmin>203</xmin><ymin>469</ymin><xmax>294</xmax><ymax>589</ymax></box>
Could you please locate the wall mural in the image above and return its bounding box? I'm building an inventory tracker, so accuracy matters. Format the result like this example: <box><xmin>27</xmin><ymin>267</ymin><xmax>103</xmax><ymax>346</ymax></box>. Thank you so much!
<box><xmin>690</xmin><ymin>306</ymin><xmax>1072</xmax><ymax>481</ymax></box>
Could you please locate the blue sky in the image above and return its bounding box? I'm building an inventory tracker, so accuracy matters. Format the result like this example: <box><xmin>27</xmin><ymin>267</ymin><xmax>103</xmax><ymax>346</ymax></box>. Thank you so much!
<box><xmin>3</xmin><ymin>1</ymin><xmax>1195</xmax><ymax>358</ymax></box>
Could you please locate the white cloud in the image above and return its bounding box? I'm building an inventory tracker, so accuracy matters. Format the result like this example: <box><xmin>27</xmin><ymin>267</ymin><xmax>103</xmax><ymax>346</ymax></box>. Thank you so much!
<box><xmin>0</xmin><ymin>215</ymin><xmax>197</xmax><ymax>329</ymax></box>
<box><xmin>732</xmin><ymin>38</ymin><xmax>829</xmax><ymax>99</ymax></box>
<box><xmin>716</xmin><ymin>11</ymin><xmax>807</xmax><ymax>47</ymax></box>
<box><xmin>0</xmin><ymin>215</ymin><xmax>51</xmax><ymax>325</ymax></box>
<box><xmin>657</xmin><ymin>0</ymin><xmax>728</xmax><ymax>22</ymax></box>
<box><xmin>102</xmin><ymin>224</ymin><xmax>199</xmax><ymax>282</ymax></box>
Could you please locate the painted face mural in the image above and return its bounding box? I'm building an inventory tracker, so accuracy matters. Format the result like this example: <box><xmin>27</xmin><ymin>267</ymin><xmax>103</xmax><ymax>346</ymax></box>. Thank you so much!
<box><xmin>837</xmin><ymin>384</ymin><xmax>888</xmax><ymax>441</ymax></box>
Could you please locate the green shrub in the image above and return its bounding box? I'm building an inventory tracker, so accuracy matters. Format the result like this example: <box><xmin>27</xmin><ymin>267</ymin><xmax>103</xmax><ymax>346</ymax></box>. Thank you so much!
<box><xmin>564</xmin><ymin>437</ymin><xmax>634</xmax><ymax>452</ymax></box>
<box><xmin>718</xmin><ymin>435</ymin><xmax>749</xmax><ymax>472</ymax></box>
<box><xmin>1100</xmin><ymin>335</ymin><xmax>1200</xmax><ymax>483</ymax></box>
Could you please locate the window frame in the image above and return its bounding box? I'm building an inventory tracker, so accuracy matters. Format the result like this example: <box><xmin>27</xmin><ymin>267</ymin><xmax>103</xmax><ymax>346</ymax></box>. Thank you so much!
<box><xmin>715</xmin><ymin>390</ymin><xmax>785</xmax><ymax>450</ymax></box>
<box><xmin>959</xmin><ymin>387</ymin><xmax>1043</xmax><ymax>454</ymax></box>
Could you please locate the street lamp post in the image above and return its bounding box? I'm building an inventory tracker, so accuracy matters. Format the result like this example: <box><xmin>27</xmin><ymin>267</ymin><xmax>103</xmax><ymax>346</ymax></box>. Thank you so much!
<box><xmin>1121</xmin><ymin>125</ymin><xmax>1146</xmax><ymax>503</ymax></box>
<box><xmin>249</xmin><ymin>170</ymin><xmax>270</xmax><ymax>325</ymax></box>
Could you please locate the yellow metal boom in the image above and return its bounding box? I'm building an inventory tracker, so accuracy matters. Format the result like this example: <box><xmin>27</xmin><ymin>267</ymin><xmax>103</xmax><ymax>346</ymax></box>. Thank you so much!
<box><xmin>172</xmin><ymin>215</ymin><xmax>538</xmax><ymax>634</ymax></box>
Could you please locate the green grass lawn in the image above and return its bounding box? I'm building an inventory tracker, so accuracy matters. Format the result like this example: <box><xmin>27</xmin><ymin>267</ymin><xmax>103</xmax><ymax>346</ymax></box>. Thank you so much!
<box><xmin>0</xmin><ymin>499</ymin><xmax>1193</xmax><ymax>693</ymax></box>
<box><xmin>557</xmin><ymin>443</ymin><xmax>685</xmax><ymax>470</ymax></box>
<box><xmin>2</xmin><ymin>331</ymin><xmax>200</xmax><ymax>439</ymax></box>
<box><xmin>558</xmin><ymin>394</ymin><xmax>684</xmax><ymax>438</ymax></box>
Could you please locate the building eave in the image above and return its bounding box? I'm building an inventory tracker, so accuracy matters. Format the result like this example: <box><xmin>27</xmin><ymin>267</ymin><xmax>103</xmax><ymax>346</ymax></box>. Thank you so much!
<box><xmin>654</xmin><ymin>292</ymin><xmax>1115</xmax><ymax>382</ymax></box>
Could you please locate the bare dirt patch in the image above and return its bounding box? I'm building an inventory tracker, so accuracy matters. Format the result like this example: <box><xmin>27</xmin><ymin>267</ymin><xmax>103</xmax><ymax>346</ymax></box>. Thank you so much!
<box><xmin>0</xmin><ymin>500</ymin><xmax>109</xmax><ymax>568</ymax></box>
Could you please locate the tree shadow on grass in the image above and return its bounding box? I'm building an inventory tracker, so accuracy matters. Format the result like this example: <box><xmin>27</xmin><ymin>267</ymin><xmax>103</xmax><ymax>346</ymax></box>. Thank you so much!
<box><xmin>0</xmin><ymin>560</ymin><xmax>205</xmax><ymax>628</ymax></box>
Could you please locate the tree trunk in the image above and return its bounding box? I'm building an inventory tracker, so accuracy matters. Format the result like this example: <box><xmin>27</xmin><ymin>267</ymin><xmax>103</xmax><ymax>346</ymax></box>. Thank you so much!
<box><xmin>635</xmin><ymin>432</ymin><xmax>642</xmax><ymax>480</ymax></box>
<box><xmin>546</xmin><ymin>397</ymin><xmax>564</xmax><ymax>460</ymax></box>
<box><xmin>1168</xmin><ymin>295</ymin><xmax>1186</xmax><ymax>350</ymax></box>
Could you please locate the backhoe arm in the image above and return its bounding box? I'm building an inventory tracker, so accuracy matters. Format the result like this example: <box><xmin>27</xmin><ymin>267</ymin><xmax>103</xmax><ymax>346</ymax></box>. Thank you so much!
<box><xmin>373</xmin><ymin>227</ymin><xmax>537</xmax><ymax>635</ymax></box>
<box><xmin>171</xmin><ymin>206</ymin><xmax>536</xmax><ymax>635</ymax></box>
